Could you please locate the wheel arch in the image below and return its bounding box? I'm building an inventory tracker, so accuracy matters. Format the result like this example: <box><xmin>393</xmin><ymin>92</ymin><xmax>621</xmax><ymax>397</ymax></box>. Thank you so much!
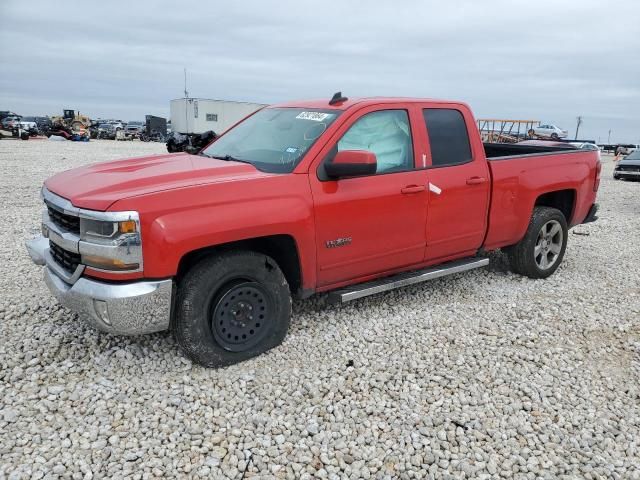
<box><xmin>176</xmin><ymin>234</ymin><xmax>308</xmax><ymax>298</ymax></box>
<box><xmin>534</xmin><ymin>189</ymin><xmax>576</xmax><ymax>224</ymax></box>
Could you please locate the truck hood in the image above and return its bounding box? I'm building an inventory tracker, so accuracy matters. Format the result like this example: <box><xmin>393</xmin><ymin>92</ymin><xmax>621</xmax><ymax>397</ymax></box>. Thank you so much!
<box><xmin>45</xmin><ymin>152</ymin><xmax>268</xmax><ymax>211</ymax></box>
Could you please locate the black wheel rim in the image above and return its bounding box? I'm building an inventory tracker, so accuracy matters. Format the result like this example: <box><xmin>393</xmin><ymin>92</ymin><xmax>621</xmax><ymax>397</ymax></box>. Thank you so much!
<box><xmin>211</xmin><ymin>281</ymin><xmax>273</xmax><ymax>352</ymax></box>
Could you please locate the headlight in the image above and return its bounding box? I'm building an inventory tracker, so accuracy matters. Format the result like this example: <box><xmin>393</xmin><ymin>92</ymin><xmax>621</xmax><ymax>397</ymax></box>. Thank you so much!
<box><xmin>80</xmin><ymin>218</ymin><xmax>137</xmax><ymax>241</ymax></box>
<box><xmin>78</xmin><ymin>214</ymin><xmax>142</xmax><ymax>272</ymax></box>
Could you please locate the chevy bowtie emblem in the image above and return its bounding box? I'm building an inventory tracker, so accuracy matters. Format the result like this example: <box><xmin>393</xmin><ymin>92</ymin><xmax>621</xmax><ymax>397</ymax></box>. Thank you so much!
<box><xmin>326</xmin><ymin>237</ymin><xmax>352</xmax><ymax>249</ymax></box>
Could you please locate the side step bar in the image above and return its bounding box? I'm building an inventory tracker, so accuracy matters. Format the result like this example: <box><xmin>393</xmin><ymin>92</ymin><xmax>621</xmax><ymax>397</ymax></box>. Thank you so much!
<box><xmin>328</xmin><ymin>257</ymin><xmax>489</xmax><ymax>304</ymax></box>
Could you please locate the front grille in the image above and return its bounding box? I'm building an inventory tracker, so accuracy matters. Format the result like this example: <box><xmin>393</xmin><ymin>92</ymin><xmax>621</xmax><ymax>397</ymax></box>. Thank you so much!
<box><xmin>49</xmin><ymin>241</ymin><xmax>81</xmax><ymax>273</ymax></box>
<box><xmin>618</xmin><ymin>166</ymin><xmax>640</xmax><ymax>172</ymax></box>
<box><xmin>47</xmin><ymin>205</ymin><xmax>80</xmax><ymax>234</ymax></box>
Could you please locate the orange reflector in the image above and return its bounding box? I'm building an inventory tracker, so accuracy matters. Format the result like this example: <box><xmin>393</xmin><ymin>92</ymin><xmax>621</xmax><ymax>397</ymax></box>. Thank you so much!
<box><xmin>82</xmin><ymin>255</ymin><xmax>139</xmax><ymax>271</ymax></box>
<box><xmin>119</xmin><ymin>220</ymin><xmax>137</xmax><ymax>234</ymax></box>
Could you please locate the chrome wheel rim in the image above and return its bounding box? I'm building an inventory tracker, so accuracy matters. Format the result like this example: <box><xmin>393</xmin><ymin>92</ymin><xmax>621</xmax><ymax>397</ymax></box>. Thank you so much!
<box><xmin>534</xmin><ymin>220</ymin><xmax>563</xmax><ymax>270</ymax></box>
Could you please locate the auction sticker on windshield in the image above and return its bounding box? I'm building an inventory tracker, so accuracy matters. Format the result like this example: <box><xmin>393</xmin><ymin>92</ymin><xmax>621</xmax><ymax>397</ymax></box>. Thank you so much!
<box><xmin>296</xmin><ymin>112</ymin><xmax>333</xmax><ymax>122</ymax></box>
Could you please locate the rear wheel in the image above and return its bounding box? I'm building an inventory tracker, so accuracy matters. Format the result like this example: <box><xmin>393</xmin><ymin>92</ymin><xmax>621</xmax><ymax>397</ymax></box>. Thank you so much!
<box><xmin>507</xmin><ymin>207</ymin><xmax>568</xmax><ymax>279</ymax></box>
<box><xmin>173</xmin><ymin>251</ymin><xmax>291</xmax><ymax>367</ymax></box>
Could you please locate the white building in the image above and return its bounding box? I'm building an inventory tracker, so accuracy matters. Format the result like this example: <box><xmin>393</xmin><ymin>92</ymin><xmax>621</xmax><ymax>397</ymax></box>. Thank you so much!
<box><xmin>170</xmin><ymin>98</ymin><xmax>267</xmax><ymax>135</ymax></box>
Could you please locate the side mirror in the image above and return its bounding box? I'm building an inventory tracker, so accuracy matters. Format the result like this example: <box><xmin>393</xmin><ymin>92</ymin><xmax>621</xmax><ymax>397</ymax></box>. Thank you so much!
<box><xmin>325</xmin><ymin>150</ymin><xmax>377</xmax><ymax>178</ymax></box>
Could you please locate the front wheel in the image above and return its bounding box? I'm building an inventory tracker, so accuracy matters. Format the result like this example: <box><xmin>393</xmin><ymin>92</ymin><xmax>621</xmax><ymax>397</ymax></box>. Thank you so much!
<box><xmin>173</xmin><ymin>251</ymin><xmax>291</xmax><ymax>367</ymax></box>
<box><xmin>550</xmin><ymin>133</ymin><xmax>559</xmax><ymax>140</ymax></box>
<box><xmin>507</xmin><ymin>207</ymin><xmax>568</xmax><ymax>279</ymax></box>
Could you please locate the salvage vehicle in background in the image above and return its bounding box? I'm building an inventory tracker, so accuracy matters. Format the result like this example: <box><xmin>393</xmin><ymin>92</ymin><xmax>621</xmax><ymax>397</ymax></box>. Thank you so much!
<box><xmin>571</xmin><ymin>142</ymin><xmax>601</xmax><ymax>152</ymax></box>
<box><xmin>29</xmin><ymin>116</ymin><xmax>53</xmax><ymax>136</ymax></box>
<box><xmin>26</xmin><ymin>94</ymin><xmax>601</xmax><ymax>367</ymax></box>
<box><xmin>2</xmin><ymin>115</ymin><xmax>21</xmax><ymax>130</ymax></box>
<box><xmin>50</xmin><ymin>110</ymin><xmax>91</xmax><ymax>140</ymax></box>
<box><xmin>528</xmin><ymin>123</ymin><xmax>569</xmax><ymax>139</ymax></box>
<box><xmin>614</xmin><ymin>149</ymin><xmax>640</xmax><ymax>180</ymax></box>
<box><xmin>16</xmin><ymin>119</ymin><xmax>38</xmax><ymax>136</ymax></box>
<box><xmin>125</xmin><ymin>121</ymin><xmax>145</xmax><ymax>139</ymax></box>
<box><xmin>97</xmin><ymin>123</ymin><xmax>116</xmax><ymax>139</ymax></box>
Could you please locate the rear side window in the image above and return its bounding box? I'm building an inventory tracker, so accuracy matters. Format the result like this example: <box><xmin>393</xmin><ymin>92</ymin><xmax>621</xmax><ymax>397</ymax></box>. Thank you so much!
<box><xmin>423</xmin><ymin>109</ymin><xmax>472</xmax><ymax>167</ymax></box>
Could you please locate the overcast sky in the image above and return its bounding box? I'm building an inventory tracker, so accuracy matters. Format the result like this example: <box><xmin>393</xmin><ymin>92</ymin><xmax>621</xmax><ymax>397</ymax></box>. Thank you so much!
<box><xmin>1</xmin><ymin>0</ymin><xmax>638</xmax><ymax>143</ymax></box>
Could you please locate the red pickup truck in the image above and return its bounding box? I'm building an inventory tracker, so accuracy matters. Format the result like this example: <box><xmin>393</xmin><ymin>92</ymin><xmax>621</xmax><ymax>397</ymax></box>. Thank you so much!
<box><xmin>26</xmin><ymin>95</ymin><xmax>600</xmax><ymax>367</ymax></box>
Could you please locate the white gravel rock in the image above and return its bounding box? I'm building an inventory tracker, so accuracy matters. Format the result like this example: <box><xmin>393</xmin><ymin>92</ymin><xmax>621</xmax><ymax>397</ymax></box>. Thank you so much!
<box><xmin>0</xmin><ymin>141</ymin><xmax>638</xmax><ymax>478</ymax></box>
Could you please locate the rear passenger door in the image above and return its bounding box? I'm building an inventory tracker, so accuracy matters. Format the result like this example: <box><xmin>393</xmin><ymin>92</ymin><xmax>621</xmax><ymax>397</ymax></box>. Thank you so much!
<box><xmin>420</xmin><ymin>107</ymin><xmax>491</xmax><ymax>262</ymax></box>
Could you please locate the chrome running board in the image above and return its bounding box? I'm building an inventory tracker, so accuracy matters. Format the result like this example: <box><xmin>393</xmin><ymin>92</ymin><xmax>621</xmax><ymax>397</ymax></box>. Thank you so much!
<box><xmin>328</xmin><ymin>257</ymin><xmax>489</xmax><ymax>304</ymax></box>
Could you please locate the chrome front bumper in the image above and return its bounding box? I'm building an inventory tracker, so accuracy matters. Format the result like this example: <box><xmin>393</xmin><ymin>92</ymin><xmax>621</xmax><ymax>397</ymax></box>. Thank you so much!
<box><xmin>26</xmin><ymin>236</ymin><xmax>173</xmax><ymax>335</ymax></box>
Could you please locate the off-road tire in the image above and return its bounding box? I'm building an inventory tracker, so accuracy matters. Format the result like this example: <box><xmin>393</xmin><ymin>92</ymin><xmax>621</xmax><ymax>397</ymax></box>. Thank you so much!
<box><xmin>173</xmin><ymin>251</ymin><xmax>291</xmax><ymax>367</ymax></box>
<box><xmin>507</xmin><ymin>207</ymin><xmax>568</xmax><ymax>279</ymax></box>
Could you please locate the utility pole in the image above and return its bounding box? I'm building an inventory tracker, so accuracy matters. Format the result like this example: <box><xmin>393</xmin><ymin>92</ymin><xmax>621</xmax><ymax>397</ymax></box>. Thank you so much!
<box><xmin>574</xmin><ymin>116</ymin><xmax>582</xmax><ymax>140</ymax></box>
<box><xmin>184</xmin><ymin>68</ymin><xmax>189</xmax><ymax>133</ymax></box>
<box><xmin>184</xmin><ymin>68</ymin><xmax>189</xmax><ymax>98</ymax></box>
<box><xmin>608</xmin><ymin>130</ymin><xmax>611</xmax><ymax>144</ymax></box>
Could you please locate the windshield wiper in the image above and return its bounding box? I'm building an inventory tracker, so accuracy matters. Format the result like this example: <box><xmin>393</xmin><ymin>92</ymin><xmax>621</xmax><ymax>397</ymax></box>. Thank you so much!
<box><xmin>209</xmin><ymin>154</ymin><xmax>251</xmax><ymax>164</ymax></box>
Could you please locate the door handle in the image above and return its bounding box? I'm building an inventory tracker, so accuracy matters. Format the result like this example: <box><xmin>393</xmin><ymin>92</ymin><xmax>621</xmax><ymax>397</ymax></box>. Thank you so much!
<box><xmin>401</xmin><ymin>185</ymin><xmax>426</xmax><ymax>194</ymax></box>
<box><xmin>466</xmin><ymin>176</ymin><xmax>487</xmax><ymax>185</ymax></box>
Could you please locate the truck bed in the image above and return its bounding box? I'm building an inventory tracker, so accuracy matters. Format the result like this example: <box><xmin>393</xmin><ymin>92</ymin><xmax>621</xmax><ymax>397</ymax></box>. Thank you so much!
<box><xmin>482</xmin><ymin>146</ymin><xmax>599</xmax><ymax>251</ymax></box>
<box><xmin>483</xmin><ymin>142</ymin><xmax>578</xmax><ymax>159</ymax></box>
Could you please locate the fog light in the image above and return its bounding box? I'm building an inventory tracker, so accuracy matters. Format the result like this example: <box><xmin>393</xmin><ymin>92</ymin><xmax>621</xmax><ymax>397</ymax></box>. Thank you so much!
<box><xmin>93</xmin><ymin>299</ymin><xmax>111</xmax><ymax>325</ymax></box>
<box><xmin>42</xmin><ymin>223</ymin><xmax>49</xmax><ymax>238</ymax></box>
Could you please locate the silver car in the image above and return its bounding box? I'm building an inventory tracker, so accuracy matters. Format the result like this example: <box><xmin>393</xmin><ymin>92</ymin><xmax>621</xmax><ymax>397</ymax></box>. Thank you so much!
<box><xmin>530</xmin><ymin>124</ymin><xmax>568</xmax><ymax>140</ymax></box>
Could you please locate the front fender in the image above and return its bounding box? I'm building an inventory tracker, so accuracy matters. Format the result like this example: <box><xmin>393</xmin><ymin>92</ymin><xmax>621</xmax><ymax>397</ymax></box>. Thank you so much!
<box><xmin>112</xmin><ymin>175</ymin><xmax>317</xmax><ymax>289</ymax></box>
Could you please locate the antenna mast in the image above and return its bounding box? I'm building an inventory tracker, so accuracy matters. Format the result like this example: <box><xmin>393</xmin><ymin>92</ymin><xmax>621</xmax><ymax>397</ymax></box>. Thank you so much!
<box><xmin>184</xmin><ymin>68</ymin><xmax>189</xmax><ymax>99</ymax></box>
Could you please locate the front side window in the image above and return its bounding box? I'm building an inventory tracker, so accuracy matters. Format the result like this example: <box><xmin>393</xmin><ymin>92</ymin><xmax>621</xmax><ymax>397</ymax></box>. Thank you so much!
<box><xmin>337</xmin><ymin>110</ymin><xmax>413</xmax><ymax>174</ymax></box>
<box><xmin>423</xmin><ymin>109</ymin><xmax>472</xmax><ymax>167</ymax></box>
<box><xmin>202</xmin><ymin>108</ymin><xmax>340</xmax><ymax>173</ymax></box>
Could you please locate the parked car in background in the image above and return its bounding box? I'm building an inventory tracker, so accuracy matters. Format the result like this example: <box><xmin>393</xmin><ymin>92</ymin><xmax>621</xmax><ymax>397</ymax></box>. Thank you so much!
<box><xmin>125</xmin><ymin>121</ymin><xmax>145</xmax><ymax>138</ymax></box>
<box><xmin>614</xmin><ymin>149</ymin><xmax>640</xmax><ymax>180</ymax></box>
<box><xmin>17</xmin><ymin>119</ymin><xmax>39</xmax><ymax>135</ymax></box>
<box><xmin>26</xmin><ymin>95</ymin><xmax>601</xmax><ymax>367</ymax></box>
<box><xmin>31</xmin><ymin>116</ymin><xmax>53</xmax><ymax>135</ymax></box>
<box><xmin>570</xmin><ymin>142</ymin><xmax>600</xmax><ymax>151</ymax></box>
<box><xmin>97</xmin><ymin>123</ymin><xmax>116</xmax><ymax>139</ymax></box>
<box><xmin>0</xmin><ymin>111</ymin><xmax>20</xmax><ymax>128</ymax></box>
<box><xmin>2</xmin><ymin>115</ymin><xmax>21</xmax><ymax>130</ymax></box>
<box><xmin>529</xmin><ymin>124</ymin><xmax>569</xmax><ymax>139</ymax></box>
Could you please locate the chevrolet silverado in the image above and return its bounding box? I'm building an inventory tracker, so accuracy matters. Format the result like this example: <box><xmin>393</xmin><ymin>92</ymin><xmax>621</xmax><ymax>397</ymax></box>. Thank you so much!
<box><xmin>26</xmin><ymin>94</ymin><xmax>601</xmax><ymax>367</ymax></box>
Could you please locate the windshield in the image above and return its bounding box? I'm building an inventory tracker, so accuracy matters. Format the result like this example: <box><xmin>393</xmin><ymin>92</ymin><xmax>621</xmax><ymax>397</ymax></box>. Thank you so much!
<box><xmin>202</xmin><ymin>107</ymin><xmax>341</xmax><ymax>173</ymax></box>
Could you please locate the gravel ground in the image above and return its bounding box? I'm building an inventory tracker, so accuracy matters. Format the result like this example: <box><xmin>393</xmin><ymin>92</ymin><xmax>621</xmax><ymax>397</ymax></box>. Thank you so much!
<box><xmin>0</xmin><ymin>139</ymin><xmax>638</xmax><ymax>479</ymax></box>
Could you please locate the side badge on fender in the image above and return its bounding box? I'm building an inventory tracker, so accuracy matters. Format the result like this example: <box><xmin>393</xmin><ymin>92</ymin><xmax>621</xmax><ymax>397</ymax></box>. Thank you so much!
<box><xmin>326</xmin><ymin>237</ymin><xmax>352</xmax><ymax>249</ymax></box>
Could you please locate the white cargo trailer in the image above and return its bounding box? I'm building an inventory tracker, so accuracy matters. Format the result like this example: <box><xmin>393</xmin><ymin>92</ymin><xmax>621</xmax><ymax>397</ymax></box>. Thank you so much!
<box><xmin>170</xmin><ymin>98</ymin><xmax>267</xmax><ymax>135</ymax></box>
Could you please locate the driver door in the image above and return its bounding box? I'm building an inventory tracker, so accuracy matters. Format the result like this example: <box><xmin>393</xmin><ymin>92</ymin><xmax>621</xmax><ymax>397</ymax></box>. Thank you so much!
<box><xmin>309</xmin><ymin>105</ymin><xmax>428</xmax><ymax>287</ymax></box>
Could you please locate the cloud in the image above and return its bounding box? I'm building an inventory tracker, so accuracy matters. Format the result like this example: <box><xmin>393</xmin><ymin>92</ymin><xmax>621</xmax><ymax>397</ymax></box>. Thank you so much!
<box><xmin>1</xmin><ymin>0</ymin><xmax>638</xmax><ymax>143</ymax></box>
